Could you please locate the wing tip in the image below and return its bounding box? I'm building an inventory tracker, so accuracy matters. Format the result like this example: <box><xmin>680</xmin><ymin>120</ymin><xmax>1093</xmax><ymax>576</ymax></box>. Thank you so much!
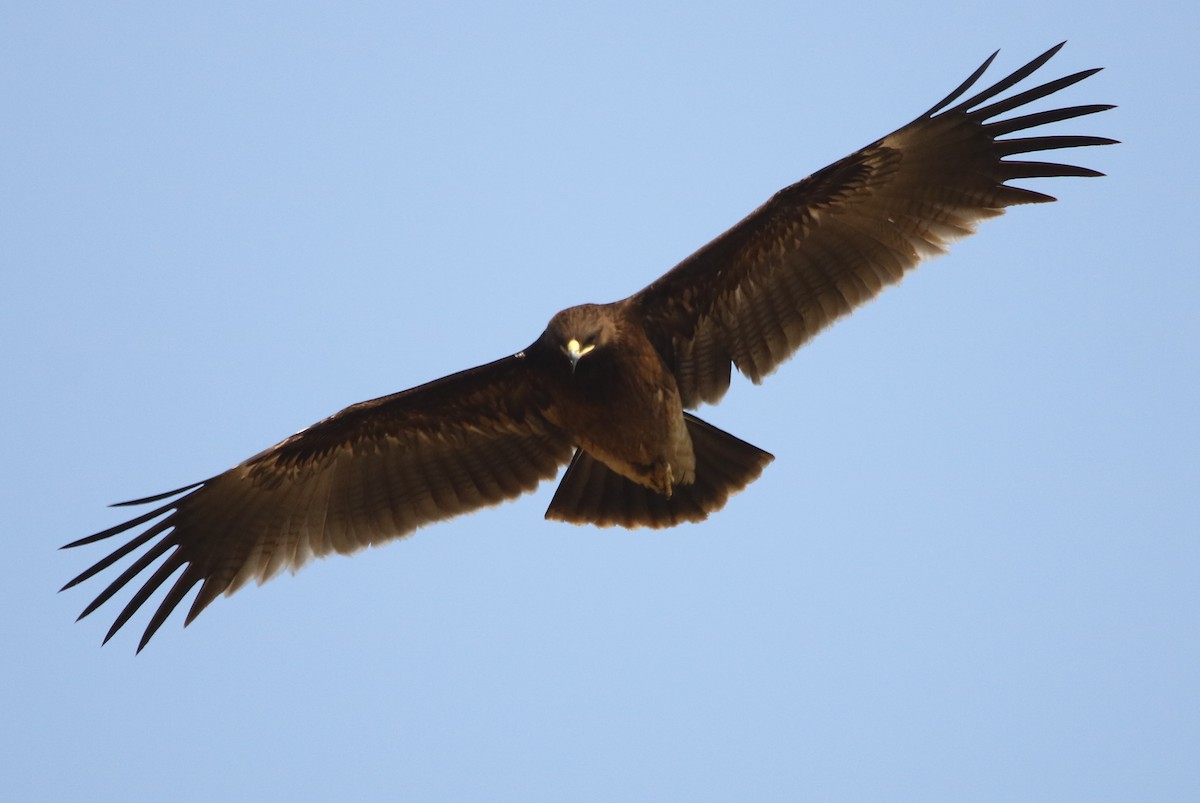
<box><xmin>110</xmin><ymin>480</ymin><xmax>205</xmax><ymax>508</ymax></box>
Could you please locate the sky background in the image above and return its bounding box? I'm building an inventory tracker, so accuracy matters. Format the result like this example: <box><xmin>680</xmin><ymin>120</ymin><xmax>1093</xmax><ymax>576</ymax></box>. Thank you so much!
<box><xmin>4</xmin><ymin>2</ymin><xmax>1196</xmax><ymax>801</ymax></box>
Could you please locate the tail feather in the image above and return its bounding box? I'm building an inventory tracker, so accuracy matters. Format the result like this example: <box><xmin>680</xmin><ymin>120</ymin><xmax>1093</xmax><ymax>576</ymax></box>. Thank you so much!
<box><xmin>544</xmin><ymin>414</ymin><xmax>773</xmax><ymax>528</ymax></box>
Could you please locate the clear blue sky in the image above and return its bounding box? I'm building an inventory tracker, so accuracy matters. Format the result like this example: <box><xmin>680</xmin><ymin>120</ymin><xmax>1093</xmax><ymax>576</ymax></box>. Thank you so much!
<box><xmin>4</xmin><ymin>3</ymin><xmax>1196</xmax><ymax>801</ymax></box>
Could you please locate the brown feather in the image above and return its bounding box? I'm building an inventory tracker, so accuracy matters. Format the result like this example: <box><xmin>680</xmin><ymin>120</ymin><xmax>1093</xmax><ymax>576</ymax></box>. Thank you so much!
<box><xmin>545</xmin><ymin>414</ymin><xmax>773</xmax><ymax>528</ymax></box>
<box><xmin>64</xmin><ymin>356</ymin><xmax>573</xmax><ymax>651</ymax></box>
<box><xmin>63</xmin><ymin>44</ymin><xmax>1112</xmax><ymax>651</ymax></box>
<box><xmin>633</xmin><ymin>43</ymin><xmax>1114</xmax><ymax>408</ymax></box>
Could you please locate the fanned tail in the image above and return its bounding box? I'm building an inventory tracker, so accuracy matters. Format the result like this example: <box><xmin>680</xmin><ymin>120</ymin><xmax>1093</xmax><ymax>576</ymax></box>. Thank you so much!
<box><xmin>545</xmin><ymin>414</ymin><xmax>773</xmax><ymax>528</ymax></box>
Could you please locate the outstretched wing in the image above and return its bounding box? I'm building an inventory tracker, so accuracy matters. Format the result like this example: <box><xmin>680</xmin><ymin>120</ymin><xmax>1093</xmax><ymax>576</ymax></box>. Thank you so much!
<box><xmin>62</xmin><ymin>354</ymin><xmax>573</xmax><ymax>651</ymax></box>
<box><xmin>632</xmin><ymin>43</ymin><xmax>1115</xmax><ymax>408</ymax></box>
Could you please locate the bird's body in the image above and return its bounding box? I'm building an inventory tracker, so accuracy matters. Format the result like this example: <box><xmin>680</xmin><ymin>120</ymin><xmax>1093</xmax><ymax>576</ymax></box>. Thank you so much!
<box><xmin>533</xmin><ymin>303</ymin><xmax>698</xmax><ymax>496</ymax></box>
<box><xmin>63</xmin><ymin>44</ymin><xmax>1115</xmax><ymax>650</ymax></box>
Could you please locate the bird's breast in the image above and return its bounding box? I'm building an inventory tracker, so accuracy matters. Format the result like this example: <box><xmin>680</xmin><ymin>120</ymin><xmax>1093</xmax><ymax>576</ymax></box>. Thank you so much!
<box><xmin>541</xmin><ymin>338</ymin><xmax>694</xmax><ymax>493</ymax></box>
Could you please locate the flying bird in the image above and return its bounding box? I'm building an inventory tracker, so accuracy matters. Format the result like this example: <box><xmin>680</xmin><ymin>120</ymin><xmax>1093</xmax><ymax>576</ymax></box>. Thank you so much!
<box><xmin>63</xmin><ymin>44</ymin><xmax>1114</xmax><ymax>651</ymax></box>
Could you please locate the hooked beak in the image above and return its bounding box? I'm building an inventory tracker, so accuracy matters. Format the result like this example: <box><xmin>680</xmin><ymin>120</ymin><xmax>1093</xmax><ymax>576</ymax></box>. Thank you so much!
<box><xmin>564</xmin><ymin>338</ymin><xmax>594</xmax><ymax>373</ymax></box>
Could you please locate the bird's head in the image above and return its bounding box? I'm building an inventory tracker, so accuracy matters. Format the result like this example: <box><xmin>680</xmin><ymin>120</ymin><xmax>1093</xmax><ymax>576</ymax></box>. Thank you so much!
<box><xmin>540</xmin><ymin>304</ymin><xmax>617</xmax><ymax>374</ymax></box>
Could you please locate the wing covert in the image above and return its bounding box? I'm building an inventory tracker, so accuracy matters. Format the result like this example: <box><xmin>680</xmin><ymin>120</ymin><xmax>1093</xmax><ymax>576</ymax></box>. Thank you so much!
<box><xmin>632</xmin><ymin>43</ymin><xmax>1114</xmax><ymax>408</ymax></box>
<box><xmin>61</xmin><ymin>354</ymin><xmax>573</xmax><ymax>651</ymax></box>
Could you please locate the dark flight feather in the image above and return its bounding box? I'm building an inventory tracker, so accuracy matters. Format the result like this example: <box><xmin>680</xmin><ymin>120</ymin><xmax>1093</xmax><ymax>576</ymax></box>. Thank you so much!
<box><xmin>63</xmin><ymin>44</ymin><xmax>1113</xmax><ymax>650</ymax></box>
<box><xmin>546</xmin><ymin>414</ymin><xmax>774</xmax><ymax>528</ymax></box>
<box><xmin>634</xmin><ymin>42</ymin><xmax>1114</xmax><ymax>407</ymax></box>
<box><xmin>64</xmin><ymin>357</ymin><xmax>574</xmax><ymax>651</ymax></box>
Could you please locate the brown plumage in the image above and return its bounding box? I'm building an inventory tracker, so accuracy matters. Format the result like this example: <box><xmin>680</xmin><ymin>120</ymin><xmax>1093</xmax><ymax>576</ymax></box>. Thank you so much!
<box><xmin>63</xmin><ymin>44</ymin><xmax>1114</xmax><ymax>651</ymax></box>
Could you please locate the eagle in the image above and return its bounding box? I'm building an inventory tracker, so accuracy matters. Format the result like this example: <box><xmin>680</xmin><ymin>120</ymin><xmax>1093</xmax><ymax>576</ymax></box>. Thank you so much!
<box><xmin>63</xmin><ymin>44</ymin><xmax>1114</xmax><ymax>651</ymax></box>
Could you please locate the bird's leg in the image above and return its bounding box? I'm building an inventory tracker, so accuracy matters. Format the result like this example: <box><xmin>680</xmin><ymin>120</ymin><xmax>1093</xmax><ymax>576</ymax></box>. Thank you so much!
<box><xmin>650</xmin><ymin>460</ymin><xmax>675</xmax><ymax>498</ymax></box>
